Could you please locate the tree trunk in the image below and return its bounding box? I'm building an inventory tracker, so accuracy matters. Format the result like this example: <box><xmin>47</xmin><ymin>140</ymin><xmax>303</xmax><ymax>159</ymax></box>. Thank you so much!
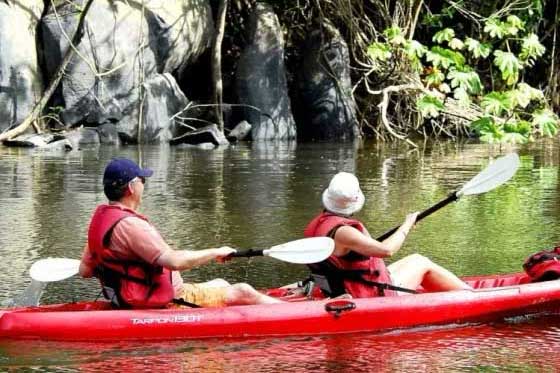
<box><xmin>212</xmin><ymin>0</ymin><xmax>228</xmax><ymax>133</ymax></box>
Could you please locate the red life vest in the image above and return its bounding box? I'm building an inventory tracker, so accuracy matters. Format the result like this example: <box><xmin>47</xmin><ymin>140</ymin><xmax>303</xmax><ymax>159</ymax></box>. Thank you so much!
<box><xmin>87</xmin><ymin>204</ymin><xmax>174</xmax><ymax>308</ymax></box>
<box><xmin>303</xmin><ymin>211</ymin><xmax>396</xmax><ymax>297</ymax></box>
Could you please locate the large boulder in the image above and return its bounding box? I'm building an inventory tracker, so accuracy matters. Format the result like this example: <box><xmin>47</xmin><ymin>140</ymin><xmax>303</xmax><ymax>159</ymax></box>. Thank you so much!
<box><xmin>138</xmin><ymin>0</ymin><xmax>213</xmax><ymax>76</ymax></box>
<box><xmin>41</xmin><ymin>0</ymin><xmax>213</xmax><ymax>143</ymax></box>
<box><xmin>0</xmin><ymin>0</ymin><xmax>44</xmax><ymax>133</ymax></box>
<box><xmin>297</xmin><ymin>22</ymin><xmax>360</xmax><ymax>140</ymax></box>
<box><xmin>235</xmin><ymin>3</ymin><xmax>296</xmax><ymax>141</ymax></box>
<box><xmin>170</xmin><ymin>124</ymin><xmax>229</xmax><ymax>147</ymax></box>
<box><xmin>127</xmin><ymin>73</ymin><xmax>190</xmax><ymax>144</ymax></box>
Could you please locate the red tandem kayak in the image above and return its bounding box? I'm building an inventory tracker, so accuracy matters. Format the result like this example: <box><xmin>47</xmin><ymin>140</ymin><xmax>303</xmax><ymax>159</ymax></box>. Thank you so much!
<box><xmin>1</xmin><ymin>272</ymin><xmax>560</xmax><ymax>341</ymax></box>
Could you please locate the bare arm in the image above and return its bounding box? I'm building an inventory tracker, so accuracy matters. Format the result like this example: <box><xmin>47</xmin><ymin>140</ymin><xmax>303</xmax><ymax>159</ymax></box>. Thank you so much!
<box><xmin>156</xmin><ymin>246</ymin><xmax>236</xmax><ymax>271</ymax></box>
<box><xmin>79</xmin><ymin>242</ymin><xmax>95</xmax><ymax>278</ymax></box>
<box><xmin>333</xmin><ymin>212</ymin><xmax>418</xmax><ymax>258</ymax></box>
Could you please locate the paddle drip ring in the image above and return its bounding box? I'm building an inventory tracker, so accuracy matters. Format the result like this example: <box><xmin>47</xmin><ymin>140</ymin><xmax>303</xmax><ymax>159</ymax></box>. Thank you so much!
<box><xmin>325</xmin><ymin>300</ymin><xmax>356</xmax><ymax>318</ymax></box>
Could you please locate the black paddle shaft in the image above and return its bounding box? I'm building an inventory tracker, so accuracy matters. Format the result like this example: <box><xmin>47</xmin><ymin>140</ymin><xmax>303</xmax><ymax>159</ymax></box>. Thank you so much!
<box><xmin>230</xmin><ymin>249</ymin><xmax>265</xmax><ymax>258</ymax></box>
<box><xmin>375</xmin><ymin>192</ymin><xmax>459</xmax><ymax>241</ymax></box>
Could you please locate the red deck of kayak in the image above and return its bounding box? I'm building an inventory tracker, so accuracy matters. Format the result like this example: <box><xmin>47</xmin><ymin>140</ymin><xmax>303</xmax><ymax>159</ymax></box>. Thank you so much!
<box><xmin>1</xmin><ymin>272</ymin><xmax>559</xmax><ymax>341</ymax></box>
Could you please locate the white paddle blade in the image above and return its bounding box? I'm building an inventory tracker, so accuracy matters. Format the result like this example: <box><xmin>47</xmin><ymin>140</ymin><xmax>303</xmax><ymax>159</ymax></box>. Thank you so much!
<box><xmin>458</xmin><ymin>153</ymin><xmax>520</xmax><ymax>196</ymax></box>
<box><xmin>264</xmin><ymin>237</ymin><xmax>335</xmax><ymax>264</ymax></box>
<box><xmin>29</xmin><ymin>258</ymin><xmax>81</xmax><ymax>282</ymax></box>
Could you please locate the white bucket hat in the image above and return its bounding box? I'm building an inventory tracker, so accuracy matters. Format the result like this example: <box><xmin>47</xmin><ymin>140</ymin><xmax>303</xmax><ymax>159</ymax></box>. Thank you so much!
<box><xmin>322</xmin><ymin>172</ymin><xmax>365</xmax><ymax>216</ymax></box>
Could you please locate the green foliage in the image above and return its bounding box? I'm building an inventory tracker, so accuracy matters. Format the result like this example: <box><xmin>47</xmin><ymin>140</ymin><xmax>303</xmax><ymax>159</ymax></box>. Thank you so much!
<box><xmin>417</xmin><ymin>95</ymin><xmax>444</xmax><ymax>118</ymax></box>
<box><xmin>483</xmin><ymin>18</ymin><xmax>508</xmax><ymax>39</ymax></box>
<box><xmin>464</xmin><ymin>38</ymin><xmax>491</xmax><ymax>59</ymax></box>
<box><xmin>365</xmin><ymin>11</ymin><xmax>558</xmax><ymax>144</ymax></box>
<box><xmin>384</xmin><ymin>26</ymin><xmax>406</xmax><ymax>45</ymax></box>
<box><xmin>404</xmin><ymin>40</ymin><xmax>427</xmax><ymax>72</ymax></box>
<box><xmin>367</xmin><ymin>42</ymin><xmax>392</xmax><ymax>64</ymax></box>
<box><xmin>484</xmin><ymin>16</ymin><xmax>524</xmax><ymax>39</ymax></box>
<box><xmin>433</xmin><ymin>28</ymin><xmax>455</xmax><ymax>44</ymax></box>
<box><xmin>405</xmin><ymin>40</ymin><xmax>427</xmax><ymax>58</ymax></box>
<box><xmin>453</xmin><ymin>87</ymin><xmax>471</xmax><ymax>106</ymax></box>
<box><xmin>425</xmin><ymin>68</ymin><xmax>445</xmax><ymax>87</ymax></box>
<box><xmin>502</xmin><ymin>131</ymin><xmax>529</xmax><ymax>144</ymax></box>
<box><xmin>447</xmin><ymin>68</ymin><xmax>482</xmax><ymax>94</ymax></box>
<box><xmin>507</xmin><ymin>83</ymin><xmax>543</xmax><ymax>109</ymax></box>
<box><xmin>481</xmin><ymin>92</ymin><xmax>512</xmax><ymax>116</ymax></box>
<box><xmin>449</xmin><ymin>38</ymin><xmax>464</xmax><ymax>50</ymax></box>
<box><xmin>505</xmin><ymin>15</ymin><xmax>525</xmax><ymax>34</ymax></box>
<box><xmin>426</xmin><ymin>46</ymin><xmax>465</xmax><ymax>69</ymax></box>
<box><xmin>493</xmin><ymin>50</ymin><xmax>521</xmax><ymax>85</ymax></box>
<box><xmin>519</xmin><ymin>34</ymin><xmax>546</xmax><ymax>64</ymax></box>
<box><xmin>471</xmin><ymin>117</ymin><xmax>503</xmax><ymax>143</ymax></box>
<box><xmin>532</xmin><ymin>110</ymin><xmax>559</xmax><ymax>137</ymax></box>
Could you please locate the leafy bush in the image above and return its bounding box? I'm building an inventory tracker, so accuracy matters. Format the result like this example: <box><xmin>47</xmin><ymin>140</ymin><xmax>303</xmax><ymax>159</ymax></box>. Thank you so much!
<box><xmin>366</xmin><ymin>11</ymin><xmax>558</xmax><ymax>143</ymax></box>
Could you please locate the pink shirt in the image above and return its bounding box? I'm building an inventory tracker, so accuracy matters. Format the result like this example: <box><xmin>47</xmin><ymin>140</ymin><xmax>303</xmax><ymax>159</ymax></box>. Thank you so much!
<box><xmin>83</xmin><ymin>216</ymin><xmax>184</xmax><ymax>295</ymax></box>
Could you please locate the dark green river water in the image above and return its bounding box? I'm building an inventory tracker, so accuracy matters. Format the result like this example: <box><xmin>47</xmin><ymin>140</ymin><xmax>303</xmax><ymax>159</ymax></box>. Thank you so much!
<box><xmin>0</xmin><ymin>139</ymin><xmax>559</xmax><ymax>371</ymax></box>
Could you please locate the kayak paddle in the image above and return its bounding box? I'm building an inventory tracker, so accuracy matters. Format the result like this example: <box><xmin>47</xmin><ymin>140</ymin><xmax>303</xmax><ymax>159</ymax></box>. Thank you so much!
<box><xmin>229</xmin><ymin>237</ymin><xmax>335</xmax><ymax>264</ymax></box>
<box><xmin>22</xmin><ymin>237</ymin><xmax>334</xmax><ymax>286</ymax></box>
<box><xmin>2</xmin><ymin>258</ymin><xmax>82</xmax><ymax>308</ymax></box>
<box><xmin>30</xmin><ymin>258</ymin><xmax>81</xmax><ymax>282</ymax></box>
<box><xmin>376</xmin><ymin>153</ymin><xmax>521</xmax><ymax>241</ymax></box>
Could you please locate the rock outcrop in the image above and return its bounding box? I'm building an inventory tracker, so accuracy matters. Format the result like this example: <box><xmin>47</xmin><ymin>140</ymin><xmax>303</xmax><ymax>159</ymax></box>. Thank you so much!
<box><xmin>235</xmin><ymin>3</ymin><xmax>296</xmax><ymax>141</ymax></box>
<box><xmin>0</xmin><ymin>0</ymin><xmax>44</xmax><ymax>133</ymax></box>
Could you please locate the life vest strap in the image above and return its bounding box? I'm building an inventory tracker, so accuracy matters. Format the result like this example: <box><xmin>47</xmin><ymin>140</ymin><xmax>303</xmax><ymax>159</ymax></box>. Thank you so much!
<box><xmin>171</xmin><ymin>298</ymin><xmax>202</xmax><ymax>308</ymax></box>
<box><xmin>95</xmin><ymin>265</ymin><xmax>155</xmax><ymax>286</ymax></box>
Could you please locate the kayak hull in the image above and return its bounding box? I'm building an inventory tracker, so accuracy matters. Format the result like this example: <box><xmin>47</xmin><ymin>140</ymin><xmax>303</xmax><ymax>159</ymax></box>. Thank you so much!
<box><xmin>2</xmin><ymin>272</ymin><xmax>560</xmax><ymax>341</ymax></box>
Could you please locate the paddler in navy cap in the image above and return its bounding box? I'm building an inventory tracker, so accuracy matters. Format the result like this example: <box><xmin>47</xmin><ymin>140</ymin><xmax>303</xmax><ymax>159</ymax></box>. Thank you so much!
<box><xmin>79</xmin><ymin>157</ymin><xmax>281</xmax><ymax>308</ymax></box>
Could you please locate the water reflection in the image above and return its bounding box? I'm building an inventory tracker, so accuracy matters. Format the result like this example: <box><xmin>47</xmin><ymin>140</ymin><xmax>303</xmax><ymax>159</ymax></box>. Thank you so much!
<box><xmin>1</xmin><ymin>139</ymin><xmax>560</xmax><ymax>369</ymax></box>
<box><xmin>1</xmin><ymin>316</ymin><xmax>559</xmax><ymax>372</ymax></box>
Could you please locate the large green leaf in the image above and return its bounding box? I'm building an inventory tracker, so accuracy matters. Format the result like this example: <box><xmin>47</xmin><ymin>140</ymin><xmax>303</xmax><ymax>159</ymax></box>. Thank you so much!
<box><xmin>449</xmin><ymin>38</ymin><xmax>464</xmax><ymax>50</ymax></box>
<box><xmin>471</xmin><ymin>117</ymin><xmax>495</xmax><ymax>133</ymax></box>
<box><xmin>470</xmin><ymin>117</ymin><xmax>504</xmax><ymax>143</ymax></box>
<box><xmin>417</xmin><ymin>95</ymin><xmax>445</xmax><ymax>118</ymax></box>
<box><xmin>506</xmin><ymin>89</ymin><xmax>530</xmax><ymax>109</ymax></box>
<box><xmin>425</xmin><ymin>69</ymin><xmax>445</xmax><ymax>87</ymax></box>
<box><xmin>426</xmin><ymin>46</ymin><xmax>465</xmax><ymax>69</ymax></box>
<box><xmin>517</xmin><ymin>82</ymin><xmax>544</xmax><ymax>101</ymax></box>
<box><xmin>532</xmin><ymin>110</ymin><xmax>559</xmax><ymax>137</ymax></box>
<box><xmin>481</xmin><ymin>92</ymin><xmax>513</xmax><ymax>115</ymax></box>
<box><xmin>504</xmin><ymin>120</ymin><xmax>531</xmax><ymax>135</ymax></box>
<box><xmin>367</xmin><ymin>42</ymin><xmax>392</xmax><ymax>63</ymax></box>
<box><xmin>433</xmin><ymin>28</ymin><xmax>455</xmax><ymax>44</ymax></box>
<box><xmin>504</xmin><ymin>120</ymin><xmax>531</xmax><ymax>143</ymax></box>
<box><xmin>484</xmin><ymin>18</ymin><xmax>507</xmax><ymax>39</ymax></box>
<box><xmin>520</xmin><ymin>34</ymin><xmax>546</xmax><ymax>62</ymax></box>
<box><xmin>507</xmin><ymin>83</ymin><xmax>544</xmax><ymax>109</ymax></box>
<box><xmin>506</xmin><ymin>15</ymin><xmax>525</xmax><ymax>33</ymax></box>
<box><xmin>493</xmin><ymin>50</ymin><xmax>521</xmax><ymax>85</ymax></box>
<box><xmin>405</xmin><ymin>40</ymin><xmax>427</xmax><ymax>58</ymax></box>
<box><xmin>453</xmin><ymin>87</ymin><xmax>471</xmax><ymax>107</ymax></box>
<box><xmin>464</xmin><ymin>38</ymin><xmax>492</xmax><ymax>59</ymax></box>
<box><xmin>447</xmin><ymin>68</ymin><xmax>482</xmax><ymax>94</ymax></box>
<box><xmin>384</xmin><ymin>26</ymin><xmax>406</xmax><ymax>45</ymax></box>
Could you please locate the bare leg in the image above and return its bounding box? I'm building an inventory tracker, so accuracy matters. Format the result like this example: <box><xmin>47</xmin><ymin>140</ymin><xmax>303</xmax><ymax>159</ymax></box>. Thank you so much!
<box><xmin>199</xmin><ymin>278</ymin><xmax>230</xmax><ymax>288</ymax></box>
<box><xmin>224</xmin><ymin>283</ymin><xmax>283</xmax><ymax>305</ymax></box>
<box><xmin>388</xmin><ymin>254</ymin><xmax>471</xmax><ymax>292</ymax></box>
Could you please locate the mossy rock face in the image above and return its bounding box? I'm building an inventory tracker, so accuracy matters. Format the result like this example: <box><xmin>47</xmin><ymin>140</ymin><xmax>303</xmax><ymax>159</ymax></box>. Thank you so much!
<box><xmin>0</xmin><ymin>0</ymin><xmax>44</xmax><ymax>133</ymax></box>
<box><xmin>40</xmin><ymin>0</ymin><xmax>212</xmax><ymax>143</ymax></box>
<box><xmin>296</xmin><ymin>22</ymin><xmax>359</xmax><ymax>141</ymax></box>
<box><xmin>235</xmin><ymin>4</ymin><xmax>296</xmax><ymax>141</ymax></box>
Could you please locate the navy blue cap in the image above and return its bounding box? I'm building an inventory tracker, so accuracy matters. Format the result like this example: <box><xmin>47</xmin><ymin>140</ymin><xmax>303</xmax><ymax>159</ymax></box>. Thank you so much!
<box><xmin>103</xmin><ymin>158</ymin><xmax>153</xmax><ymax>187</ymax></box>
